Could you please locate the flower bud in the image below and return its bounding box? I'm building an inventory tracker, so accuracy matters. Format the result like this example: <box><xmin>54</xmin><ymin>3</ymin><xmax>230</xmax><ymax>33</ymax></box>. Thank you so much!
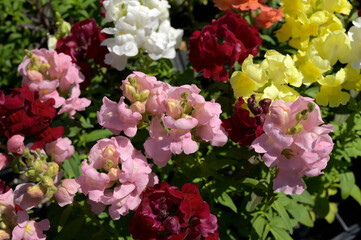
<box><xmin>27</xmin><ymin>70</ymin><xmax>43</xmax><ymax>83</ymax></box>
<box><xmin>27</xmin><ymin>185</ymin><xmax>44</xmax><ymax>198</ymax></box>
<box><xmin>33</xmin><ymin>161</ymin><xmax>44</xmax><ymax>174</ymax></box>
<box><xmin>139</xmin><ymin>90</ymin><xmax>149</xmax><ymax>102</ymax></box>
<box><xmin>7</xmin><ymin>134</ymin><xmax>25</xmax><ymax>155</ymax></box>
<box><xmin>108</xmin><ymin>168</ymin><xmax>121</xmax><ymax>181</ymax></box>
<box><xmin>165</xmin><ymin>99</ymin><xmax>182</xmax><ymax>119</ymax></box>
<box><xmin>41</xmin><ymin>176</ymin><xmax>54</xmax><ymax>187</ymax></box>
<box><xmin>104</xmin><ymin>159</ymin><xmax>114</xmax><ymax>172</ymax></box>
<box><xmin>25</xmin><ymin>169</ymin><xmax>36</xmax><ymax>178</ymax></box>
<box><xmin>131</xmin><ymin>101</ymin><xmax>145</xmax><ymax>114</ymax></box>
<box><xmin>39</xmin><ymin>63</ymin><xmax>50</xmax><ymax>75</ymax></box>
<box><xmin>307</xmin><ymin>102</ymin><xmax>315</xmax><ymax>112</ymax></box>
<box><xmin>46</xmin><ymin>162</ymin><xmax>59</xmax><ymax>178</ymax></box>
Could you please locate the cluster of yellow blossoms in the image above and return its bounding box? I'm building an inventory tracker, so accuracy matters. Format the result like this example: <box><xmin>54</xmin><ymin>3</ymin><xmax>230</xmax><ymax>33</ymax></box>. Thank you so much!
<box><xmin>231</xmin><ymin>0</ymin><xmax>361</xmax><ymax>107</ymax></box>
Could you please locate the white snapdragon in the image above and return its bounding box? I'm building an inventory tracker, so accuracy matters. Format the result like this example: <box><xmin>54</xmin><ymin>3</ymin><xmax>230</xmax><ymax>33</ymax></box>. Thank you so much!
<box><xmin>101</xmin><ymin>0</ymin><xmax>183</xmax><ymax>71</ymax></box>
<box><xmin>342</xmin><ymin>17</ymin><xmax>361</xmax><ymax>69</ymax></box>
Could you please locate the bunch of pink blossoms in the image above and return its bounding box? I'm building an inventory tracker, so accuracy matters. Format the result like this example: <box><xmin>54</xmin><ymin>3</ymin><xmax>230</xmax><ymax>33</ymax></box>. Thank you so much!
<box><xmin>97</xmin><ymin>71</ymin><xmax>228</xmax><ymax>167</ymax></box>
<box><xmin>251</xmin><ymin>97</ymin><xmax>334</xmax><ymax>194</ymax></box>
<box><xmin>18</xmin><ymin>48</ymin><xmax>91</xmax><ymax>118</ymax></box>
<box><xmin>76</xmin><ymin>136</ymin><xmax>158</xmax><ymax>220</ymax></box>
<box><xmin>0</xmin><ymin>180</ymin><xmax>50</xmax><ymax>240</ymax></box>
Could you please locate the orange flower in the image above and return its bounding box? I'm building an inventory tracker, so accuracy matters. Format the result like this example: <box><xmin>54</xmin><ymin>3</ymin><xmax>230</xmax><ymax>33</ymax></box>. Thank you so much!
<box><xmin>255</xmin><ymin>7</ymin><xmax>284</xmax><ymax>29</ymax></box>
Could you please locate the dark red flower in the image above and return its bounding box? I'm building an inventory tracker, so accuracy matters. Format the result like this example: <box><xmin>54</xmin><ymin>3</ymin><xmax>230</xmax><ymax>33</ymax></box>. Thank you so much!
<box><xmin>188</xmin><ymin>10</ymin><xmax>262</xmax><ymax>82</ymax></box>
<box><xmin>129</xmin><ymin>182</ymin><xmax>219</xmax><ymax>240</ymax></box>
<box><xmin>222</xmin><ymin>95</ymin><xmax>271</xmax><ymax>146</ymax></box>
<box><xmin>0</xmin><ymin>84</ymin><xmax>63</xmax><ymax>150</ymax></box>
<box><xmin>56</xmin><ymin>18</ymin><xmax>110</xmax><ymax>89</ymax></box>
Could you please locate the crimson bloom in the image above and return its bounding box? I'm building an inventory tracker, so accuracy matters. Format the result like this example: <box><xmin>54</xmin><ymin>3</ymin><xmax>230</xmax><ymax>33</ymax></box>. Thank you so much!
<box><xmin>222</xmin><ymin>95</ymin><xmax>271</xmax><ymax>146</ymax></box>
<box><xmin>188</xmin><ymin>10</ymin><xmax>262</xmax><ymax>82</ymax></box>
<box><xmin>0</xmin><ymin>85</ymin><xmax>63</xmax><ymax>150</ymax></box>
<box><xmin>56</xmin><ymin>18</ymin><xmax>109</xmax><ymax>89</ymax></box>
<box><xmin>129</xmin><ymin>182</ymin><xmax>219</xmax><ymax>240</ymax></box>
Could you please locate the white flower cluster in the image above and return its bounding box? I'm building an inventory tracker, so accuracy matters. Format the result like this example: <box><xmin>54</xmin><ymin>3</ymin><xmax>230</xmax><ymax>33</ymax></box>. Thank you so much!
<box><xmin>344</xmin><ymin>17</ymin><xmax>361</xmax><ymax>69</ymax></box>
<box><xmin>102</xmin><ymin>0</ymin><xmax>184</xmax><ymax>70</ymax></box>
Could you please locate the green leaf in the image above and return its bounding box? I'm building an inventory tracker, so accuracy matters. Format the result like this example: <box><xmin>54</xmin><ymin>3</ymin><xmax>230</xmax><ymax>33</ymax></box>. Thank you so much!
<box><xmin>251</xmin><ymin>215</ymin><xmax>266</xmax><ymax>239</ymax></box>
<box><xmin>298</xmin><ymin>207</ymin><xmax>314</xmax><ymax>227</ymax></box>
<box><xmin>80</xmin><ymin>116</ymin><xmax>94</xmax><ymax>128</ymax></box>
<box><xmin>350</xmin><ymin>184</ymin><xmax>361</xmax><ymax>206</ymax></box>
<box><xmin>84</xmin><ymin>129</ymin><xmax>113</xmax><ymax>143</ymax></box>
<box><xmin>217</xmin><ymin>192</ymin><xmax>238</xmax><ymax>213</ymax></box>
<box><xmin>68</xmin><ymin>127</ymin><xmax>81</xmax><ymax>137</ymax></box>
<box><xmin>270</xmin><ymin>226</ymin><xmax>293</xmax><ymax>240</ymax></box>
<box><xmin>314</xmin><ymin>197</ymin><xmax>329</xmax><ymax>218</ymax></box>
<box><xmin>325</xmin><ymin>202</ymin><xmax>338</xmax><ymax>224</ymax></box>
<box><xmin>246</xmin><ymin>192</ymin><xmax>263</xmax><ymax>212</ymax></box>
<box><xmin>273</xmin><ymin>199</ymin><xmax>293</xmax><ymax>234</ymax></box>
<box><xmin>292</xmin><ymin>190</ymin><xmax>314</xmax><ymax>205</ymax></box>
<box><xmin>57</xmin><ymin>204</ymin><xmax>73</xmax><ymax>232</ymax></box>
<box><xmin>339</xmin><ymin>172</ymin><xmax>355</xmax><ymax>199</ymax></box>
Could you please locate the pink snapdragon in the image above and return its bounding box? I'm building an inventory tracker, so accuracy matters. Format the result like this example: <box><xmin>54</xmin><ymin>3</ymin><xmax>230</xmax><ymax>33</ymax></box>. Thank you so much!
<box><xmin>0</xmin><ymin>186</ymin><xmax>17</xmax><ymax>238</ymax></box>
<box><xmin>54</xmin><ymin>179</ymin><xmax>80</xmax><ymax>207</ymax></box>
<box><xmin>77</xmin><ymin>136</ymin><xmax>158</xmax><ymax>219</ymax></box>
<box><xmin>97</xmin><ymin>72</ymin><xmax>228</xmax><ymax>167</ymax></box>
<box><xmin>7</xmin><ymin>134</ymin><xmax>25</xmax><ymax>155</ymax></box>
<box><xmin>12</xmin><ymin>211</ymin><xmax>50</xmax><ymax>240</ymax></box>
<box><xmin>45</xmin><ymin>137</ymin><xmax>74</xmax><ymax>164</ymax></box>
<box><xmin>251</xmin><ymin>97</ymin><xmax>334</xmax><ymax>194</ymax></box>
<box><xmin>18</xmin><ymin>49</ymin><xmax>91</xmax><ymax>117</ymax></box>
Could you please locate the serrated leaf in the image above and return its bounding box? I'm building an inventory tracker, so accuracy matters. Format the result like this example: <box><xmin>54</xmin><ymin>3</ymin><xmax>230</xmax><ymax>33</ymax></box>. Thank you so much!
<box><xmin>84</xmin><ymin>129</ymin><xmax>113</xmax><ymax>143</ymax></box>
<box><xmin>350</xmin><ymin>184</ymin><xmax>361</xmax><ymax>206</ymax></box>
<box><xmin>217</xmin><ymin>192</ymin><xmax>238</xmax><ymax>213</ymax></box>
<box><xmin>273</xmin><ymin>200</ymin><xmax>293</xmax><ymax>234</ymax></box>
<box><xmin>339</xmin><ymin>172</ymin><xmax>355</xmax><ymax>199</ymax></box>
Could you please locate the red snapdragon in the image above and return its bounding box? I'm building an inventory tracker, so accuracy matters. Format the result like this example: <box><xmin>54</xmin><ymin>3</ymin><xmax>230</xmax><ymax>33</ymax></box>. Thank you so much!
<box><xmin>129</xmin><ymin>182</ymin><xmax>219</xmax><ymax>240</ymax></box>
<box><xmin>222</xmin><ymin>95</ymin><xmax>271</xmax><ymax>146</ymax></box>
<box><xmin>0</xmin><ymin>85</ymin><xmax>63</xmax><ymax>150</ymax></box>
<box><xmin>188</xmin><ymin>10</ymin><xmax>262</xmax><ymax>82</ymax></box>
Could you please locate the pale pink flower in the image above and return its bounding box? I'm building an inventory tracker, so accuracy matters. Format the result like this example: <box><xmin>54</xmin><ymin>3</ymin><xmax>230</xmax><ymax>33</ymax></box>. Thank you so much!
<box><xmin>45</xmin><ymin>137</ymin><xmax>74</xmax><ymax>164</ymax></box>
<box><xmin>14</xmin><ymin>183</ymin><xmax>44</xmax><ymax>211</ymax></box>
<box><xmin>145</xmin><ymin>83</ymin><xmax>170</xmax><ymax>115</ymax></box>
<box><xmin>97</xmin><ymin>97</ymin><xmax>142</xmax><ymax>137</ymax></box>
<box><xmin>18</xmin><ymin>49</ymin><xmax>85</xmax><ymax>108</ymax></box>
<box><xmin>120</xmin><ymin>71</ymin><xmax>157</xmax><ymax>103</ymax></box>
<box><xmin>12</xmin><ymin>211</ymin><xmax>50</xmax><ymax>240</ymax></box>
<box><xmin>76</xmin><ymin>160</ymin><xmax>110</xmax><ymax>203</ymax></box>
<box><xmin>0</xmin><ymin>153</ymin><xmax>10</xmax><ymax>170</ymax></box>
<box><xmin>251</xmin><ymin>97</ymin><xmax>334</xmax><ymax>194</ymax></box>
<box><xmin>58</xmin><ymin>85</ymin><xmax>91</xmax><ymax>118</ymax></box>
<box><xmin>78</xmin><ymin>136</ymin><xmax>157</xmax><ymax>219</ymax></box>
<box><xmin>7</xmin><ymin>135</ymin><xmax>25</xmax><ymax>155</ymax></box>
<box><xmin>54</xmin><ymin>179</ymin><xmax>80</xmax><ymax>207</ymax></box>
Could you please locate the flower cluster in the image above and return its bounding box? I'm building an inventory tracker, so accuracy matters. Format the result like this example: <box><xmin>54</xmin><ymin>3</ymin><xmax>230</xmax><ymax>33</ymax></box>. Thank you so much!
<box><xmin>97</xmin><ymin>71</ymin><xmax>228</xmax><ymax>167</ymax></box>
<box><xmin>56</xmin><ymin>18</ymin><xmax>110</xmax><ymax>89</ymax></box>
<box><xmin>0</xmin><ymin>180</ymin><xmax>50</xmax><ymax>240</ymax></box>
<box><xmin>273</xmin><ymin>0</ymin><xmax>361</xmax><ymax>107</ymax></box>
<box><xmin>18</xmin><ymin>49</ymin><xmax>91</xmax><ymax>118</ymax></box>
<box><xmin>129</xmin><ymin>182</ymin><xmax>219</xmax><ymax>240</ymax></box>
<box><xmin>251</xmin><ymin>97</ymin><xmax>334</xmax><ymax>194</ymax></box>
<box><xmin>76</xmin><ymin>136</ymin><xmax>158</xmax><ymax>220</ymax></box>
<box><xmin>213</xmin><ymin>0</ymin><xmax>284</xmax><ymax>29</ymax></box>
<box><xmin>14</xmin><ymin>149</ymin><xmax>62</xmax><ymax>210</ymax></box>
<box><xmin>222</xmin><ymin>95</ymin><xmax>271</xmax><ymax>146</ymax></box>
<box><xmin>101</xmin><ymin>0</ymin><xmax>183</xmax><ymax>70</ymax></box>
<box><xmin>188</xmin><ymin>10</ymin><xmax>262</xmax><ymax>82</ymax></box>
<box><xmin>0</xmin><ymin>85</ymin><xmax>63</xmax><ymax>153</ymax></box>
<box><xmin>230</xmin><ymin>50</ymin><xmax>302</xmax><ymax>103</ymax></box>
